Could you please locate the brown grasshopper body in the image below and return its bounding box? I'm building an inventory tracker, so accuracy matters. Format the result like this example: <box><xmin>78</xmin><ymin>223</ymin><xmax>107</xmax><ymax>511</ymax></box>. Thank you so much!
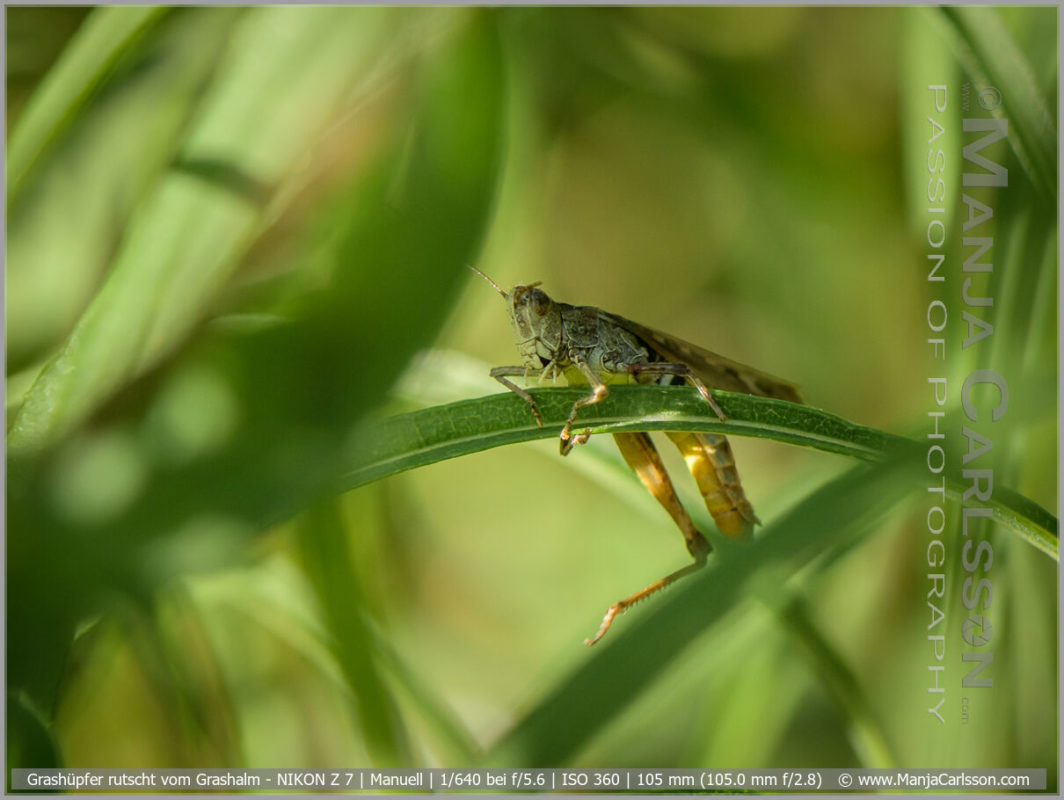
<box><xmin>471</xmin><ymin>268</ymin><xmax>802</xmax><ymax>644</ymax></box>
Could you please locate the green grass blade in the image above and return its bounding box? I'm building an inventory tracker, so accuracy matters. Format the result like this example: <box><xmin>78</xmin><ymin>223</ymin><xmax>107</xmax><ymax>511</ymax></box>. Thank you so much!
<box><xmin>345</xmin><ymin>386</ymin><xmax>1058</xmax><ymax>558</ymax></box>
<box><xmin>364</xmin><ymin>622</ymin><xmax>481</xmax><ymax>766</ymax></box>
<box><xmin>7</xmin><ymin>7</ymin><xmax>170</xmax><ymax>202</ymax></box>
<box><xmin>347</xmin><ymin>387</ymin><xmax>894</xmax><ymax>486</ymax></box>
<box><xmin>7</xmin><ymin>693</ymin><xmax>62</xmax><ymax>782</ymax></box>
<box><xmin>7</xmin><ymin>9</ymin><xmax>247</xmax><ymax>373</ymax></box>
<box><xmin>7</xmin><ymin>7</ymin><xmax>396</xmax><ymax>457</ymax></box>
<box><xmin>770</xmin><ymin>594</ymin><xmax>898</xmax><ymax>769</ymax></box>
<box><xmin>935</xmin><ymin>6</ymin><xmax>1057</xmax><ymax>199</ymax></box>
<box><xmin>294</xmin><ymin>502</ymin><xmax>411</xmax><ymax>767</ymax></box>
<box><xmin>7</xmin><ymin>10</ymin><xmax>506</xmax><ymax>718</ymax></box>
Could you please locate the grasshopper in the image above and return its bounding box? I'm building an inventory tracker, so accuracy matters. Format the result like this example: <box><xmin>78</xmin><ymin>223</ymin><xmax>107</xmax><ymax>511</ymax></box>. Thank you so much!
<box><xmin>471</xmin><ymin>267</ymin><xmax>802</xmax><ymax>645</ymax></box>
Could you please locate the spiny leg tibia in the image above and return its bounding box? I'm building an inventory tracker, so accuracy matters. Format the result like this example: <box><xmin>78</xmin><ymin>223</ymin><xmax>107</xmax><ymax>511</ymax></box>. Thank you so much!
<box><xmin>585</xmin><ymin>557</ymin><xmax>706</xmax><ymax>646</ymax></box>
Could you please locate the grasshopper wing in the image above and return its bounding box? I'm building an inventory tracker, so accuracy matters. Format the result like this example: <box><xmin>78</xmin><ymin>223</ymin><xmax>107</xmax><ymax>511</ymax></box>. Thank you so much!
<box><xmin>600</xmin><ymin>311</ymin><xmax>804</xmax><ymax>404</ymax></box>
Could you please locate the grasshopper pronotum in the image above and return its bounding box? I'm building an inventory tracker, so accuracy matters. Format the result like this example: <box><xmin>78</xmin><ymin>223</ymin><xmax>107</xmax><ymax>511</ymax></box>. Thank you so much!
<box><xmin>472</xmin><ymin>267</ymin><xmax>802</xmax><ymax>645</ymax></box>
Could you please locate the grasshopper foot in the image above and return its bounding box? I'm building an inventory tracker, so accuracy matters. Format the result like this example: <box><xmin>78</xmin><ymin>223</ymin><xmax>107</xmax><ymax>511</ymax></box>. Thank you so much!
<box><xmin>559</xmin><ymin>427</ymin><xmax>592</xmax><ymax>456</ymax></box>
<box><xmin>584</xmin><ymin>604</ymin><xmax>622</xmax><ymax>646</ymax></box>
<box><xmin>559</xmin><ymin>422</ymin><xmax>574</xmax><ymax>455</ymax></box>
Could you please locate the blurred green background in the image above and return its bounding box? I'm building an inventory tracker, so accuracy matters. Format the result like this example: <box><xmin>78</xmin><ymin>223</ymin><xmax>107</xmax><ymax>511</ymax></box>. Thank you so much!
<box><xmin>6</xmin><ymin>5</ymin><xmax>1057</xmax><ymax>781</ymax></box>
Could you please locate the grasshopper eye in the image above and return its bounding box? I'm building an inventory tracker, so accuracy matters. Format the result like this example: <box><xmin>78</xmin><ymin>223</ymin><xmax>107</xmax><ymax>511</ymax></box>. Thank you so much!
<box><xmin>513</xmin><ymin>282</ymin><xmax>544</xmax><ymax>307</ymax></box>
<box><xmin>529</xmin><ymin>288</ymin><xmax>551</xmax><ymax>316</ymax></box>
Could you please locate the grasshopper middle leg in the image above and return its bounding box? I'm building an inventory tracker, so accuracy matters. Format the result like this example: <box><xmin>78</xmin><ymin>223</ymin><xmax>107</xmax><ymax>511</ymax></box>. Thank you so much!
<box><xmin>559</xmin><ymin>360</ymin><xmax>609</xmax><ymax>456</ymax></box>
<box><xmin>561</xmin><ymin>360</ymin><xmax>730</xmax><ymax>456</ymax></box>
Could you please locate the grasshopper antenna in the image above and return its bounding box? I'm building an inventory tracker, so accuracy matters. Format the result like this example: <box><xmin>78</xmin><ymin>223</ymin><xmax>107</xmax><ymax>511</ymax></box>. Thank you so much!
<box><xmin>468</xmin><ymin>265</ymin><xmax>508</xmax><ymax>298</ymax></box>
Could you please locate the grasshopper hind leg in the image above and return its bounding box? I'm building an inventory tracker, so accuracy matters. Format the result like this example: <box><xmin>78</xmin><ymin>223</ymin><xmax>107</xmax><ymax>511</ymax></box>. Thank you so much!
<box><xmin>585</xmin><ymin>432</ymin><xmax>713</xmax><ymax>645</ymax></box>
<box><xmin>627</xmin><ymin>362</ymin><xmax>727</xmax><ymax>421</ymax></box>
<box><xmin>587</xmin><ymin>430</ymin><xmax>760</xmax><ymax>645</ymax></box>
<box><xmin>628</xmin><ymin>363</ymin><xmax>758</xmax><ymax>537</ymax></box>
<box><xmin>666</xmin><ymin>431</ymin><xmax>759</xmax><ymax>540</ymax></box>
<box><xmin>586</xmin><ymin>559</ymin><xmax>705</xmax><ymax>646</ymax></box>
<box><xmin>612</xmin><ymin>432</ymin><xmax>711</xmax><ymax>559</ymax></box>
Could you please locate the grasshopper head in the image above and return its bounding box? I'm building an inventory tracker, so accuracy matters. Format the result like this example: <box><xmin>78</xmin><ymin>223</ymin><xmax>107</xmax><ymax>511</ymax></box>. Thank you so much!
<box><xmin>469</xmin><ymin>266</ymin><xmax>562</xmax><ymax>365</ymax></box>
<box><xmin>508</xmin><ymin>283</ymin><xmax>562</xmax><ymax>362</ymax></box>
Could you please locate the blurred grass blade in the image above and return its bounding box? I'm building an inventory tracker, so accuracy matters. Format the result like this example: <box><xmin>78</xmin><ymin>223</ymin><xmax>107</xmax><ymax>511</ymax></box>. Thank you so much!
<box><xmin>345</xmin><ymin>386</ymin><xmax>1058</xmax><ymax>557</ymax></box>
<box><xmin>8</xmin><ymin>7</ymin><xmax>395</xmax><ymax>456</ymax></box>
<box><xmin>7</xmin><ymin>693</ymin><xmax>62</xmax><ymax>781</ymax></box>
<box><xmin>482</xmin><ymin>457</ymin><xmax>915</xmax><ymax>766</ymax></box>
<box><xmin>7</xmin><ymin>7</ymin><xmax>169</xmax><ymax>202</ymax></box>
<box><xmin>7</xmin><ymin>10</ymin><xmax>505</xmax><ymax>721</ymax></box>
<box><xmin>899</xmin><ymin>7</ymin><xmax>960</xmax><ymax>239</ymax></box>
<box><xmin>770</xmin><ymin>594</ymin><xmax>898</xmax><ymax>768</ymax></box>
<box><xmin>7</xmin><ymin>9</ymin><xmax>246</xmax><ymax>372</ymax></box>
<box><xmin>935</xmin><ymin>6</ymin><xmax>1056</xmax><ymax>198</ymax></box>
<box><xmin>295</xmin><ymin>502</ymin><xmax>411</xmax><ymax>767</ymax></box>
<box><xmin>364</xmin><ymin>621</ymin><xmax>481</xmax><ymax>766</ymax></box>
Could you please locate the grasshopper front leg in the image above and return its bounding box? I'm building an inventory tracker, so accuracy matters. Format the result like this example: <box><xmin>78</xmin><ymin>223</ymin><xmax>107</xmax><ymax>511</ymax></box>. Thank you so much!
<box><xmin>491</xmin><ymin>366</ymin><xmax>544</xmax><ymax>428</ymax></box>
